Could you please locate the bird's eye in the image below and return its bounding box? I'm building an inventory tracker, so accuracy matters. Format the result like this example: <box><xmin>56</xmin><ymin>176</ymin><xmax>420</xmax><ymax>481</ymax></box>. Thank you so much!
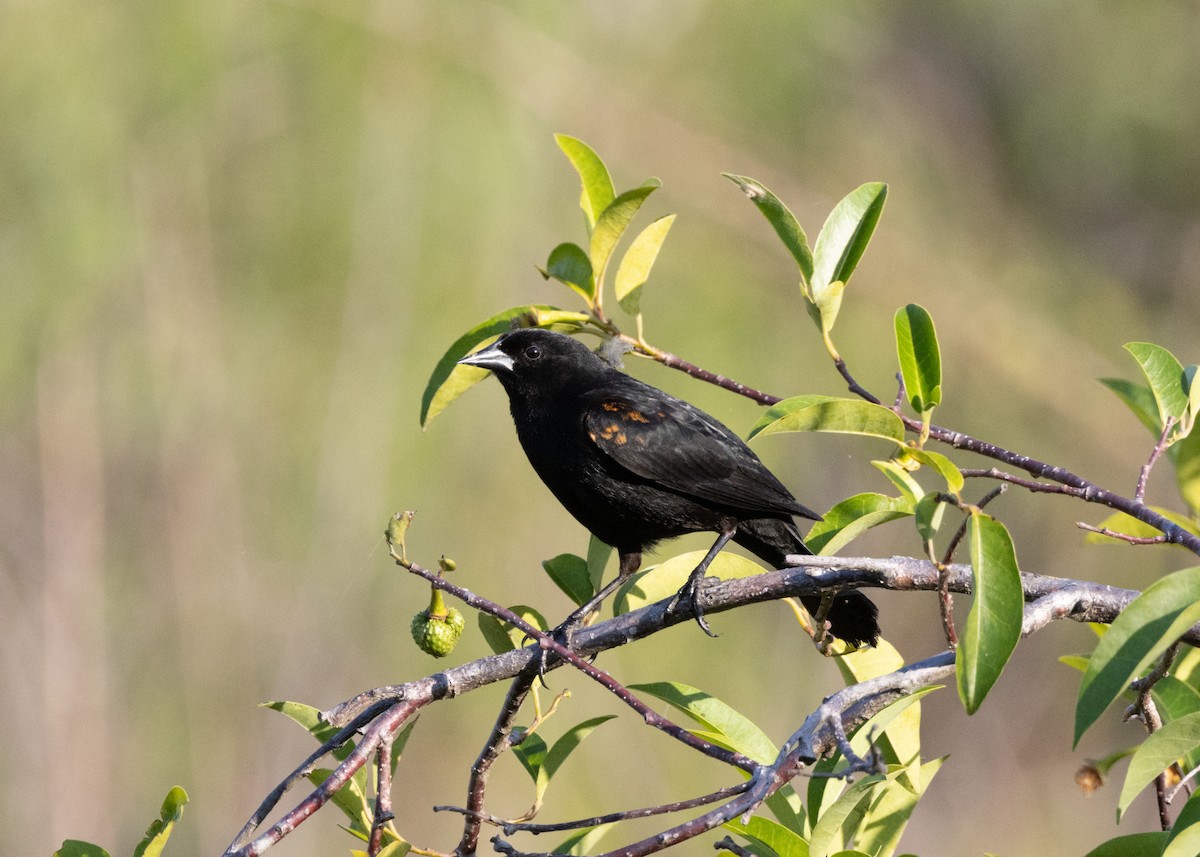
<box><xmin>524</xmin><ymin>345</ymin><xmax>542</xmax><ymax>361</ymax></box>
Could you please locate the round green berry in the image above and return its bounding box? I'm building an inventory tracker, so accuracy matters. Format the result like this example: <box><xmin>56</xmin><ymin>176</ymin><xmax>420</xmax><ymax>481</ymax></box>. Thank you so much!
<box><xmin>411</xmin><ymin>606</ymin><xmax>465</xmax><ymax>657</ymax></box>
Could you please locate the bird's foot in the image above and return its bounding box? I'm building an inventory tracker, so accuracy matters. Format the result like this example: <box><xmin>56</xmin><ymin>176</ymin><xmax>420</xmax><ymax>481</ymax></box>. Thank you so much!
<box><xmin>527</xmin><ymin>618</ymin><xmax>579</xmax><ymax>685</ymax></box>
<box><xmin>669</xmin><ymin>571</ymin><xmax>718</xmax><ymax>638</ymax></box>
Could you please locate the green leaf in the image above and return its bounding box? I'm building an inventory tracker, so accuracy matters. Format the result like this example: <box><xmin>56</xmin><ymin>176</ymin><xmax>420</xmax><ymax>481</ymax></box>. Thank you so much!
<box><xmin>1173</xmin><ymin>427</ymin><xmax>1200</xmax><ymax>517</ymax></box>
<box><xmin>614</xmin><ymin>214</ymin><xmax>676</xmax><ymax>316</ymax></box>
<box><xmin>586</xmin><ymin>535</ymin><xmax>613</xmax><ymax>597</ymax></box>
<box><xmin>1100</xmin><ymin>378</ymin><xmax>1163</xmax><ymax>438</ymax></box>
<box><xmin>1172</xmin><ymin>645</ymin><xmax>1200</xmax><ymax>688</ymax></box>
<box><xmin>1075</xmin><ymin>566</ymin><xmax>1200</xmax><ymax>745</ymax></box>
<box><xmin>763</xmin><ymin>783</ymin><xmax>809</xmax><ymax>839</ymax></box>
<box><xmin>263</xmin><ymin>700</ymin><xmax>350</xmax><ymax>757</ymax></box>
<box><xmin>1125</xmin><ymin>342</ymin><xmax>1190</xmax><ymax>424</ymax></box>
<box><xmin>511</xmin><ymin>730</ymin><xmax>548</xmax><ymax>782</ymax></box>
<box><xmin>807</xmin><ymin>690</ymin><xmax>940</xmax><ymax>824</ymax></box>
<box><xmin>614</xmin><ymin>551</ymin><xmax>766</xmax><ymax>617</ymax></box>
<box><xmin>367</xmin><ymin>843</ymin><xmax>411</xmax><ymax>857</ymax></box>
<box><xmin>1164</xmin><ymin>790</ymin><xmax>1200</xmax><ymax>857</ymax></box>
<box><xmin>1152</xmin><ymin>675</ymin><xmax>1200</xmax><ymax>722</ymax></box>
<box><xmin>749</xmin><ymin>396</ymin><xmax>906</xmax><ymax>444</ymax></box>
<box><xmin>1152</xmin><ymin>676</ymin><xmax>1200</xmax><ymax>769</ymax></box>
<box><xmin>1082</xmin><ymin>832</ymin><xmax>1169</xmax><ymax>857</ymax></box>
<box><xmin>913</xmin><ymin>492</ymin><xmax>946</xmax><ymax>543</ymax></box>
<box><xmin>810</xmin><ymin>183</ymin><xmax>888</xmax><ymax>329</ymax></box>
<box><xmin>553</xmin><ymin>824</ymin><xmax>614</xmax><ymax>856</ymax></box>
<box><xmin>837</xmin><ymin>637</ymin><xmax>907</xmax><ymax>685</ymax></box>
<box><xmin>590</xmin><ymin>183</ymin><xmax>661</xmax><ymax>291</ymax></box>
<box><xmin>902</xmin><ymin>449</ymin><xmax>964</xmax><ymax>495</ymax></box>
<box><xmin>723</xmin><ymin>816</ymin><xmax>811</xmax><ymax>857</ymax></box>
<box><xmin>629</xmin><ymin>681</ymin><xmax>778</xmax><ymax>763</ymax></box>
<box><xmin>541</xmin><ymin>243</ymin><xmax>595</xmax><ymax>303</ymax></box>
<box><xmin>542</xmin><ymin>553</ymin><xmax>594</xmax><ymax>607</ymax></box>
<box><xmin>477</xmin><ymin>613</ymin><xmax>516</xmax><ymax>654</ymax></box>
<box><xmin>476</xmin><ymin>604</ymin><xmax>549</xmax><ymax>655</ymax></box>
<box><xmin>528</xmin><ymin>307</ymin><xmax>595</xmax><ymax>330</ymax></box>
<box><xmin>804</xmin><ymin>493</ymin><xmax>911</xmax><ymax>556</ymax></box>
<box><xmin>809</xmin><ymin>775</ymin><xmax>883</xmax><ymax>857</ymax></box>
<box><xmin>1186</xmin><ymin>364</ymin><xmax>1200</xmax><ymax>422</ymax></box>
<box><xmin>957</xmin><ymin>514</ymin><xmax>1023</xmax><ymax>714</ymax></box>
<box><xmin>871</xmin><ymin>459</ymin><xmax>924</xmax><ymax>507</ymax></box>
<box><xmin>855</xmin><ymin>758</ymin><xmax>945</xmax><ymax>857</ymax></box>
<box><xmin>55</xmin><ymin>844</ymin><xmax>112</xmax><ymax>857</ymax></box>
<box><xmin>533</xmin><ymin>716</ymin><xmax>617</xmax><ymax>804</ymax></box>
<box><xmin>834</xmin><ymin>639</ymin><xmax>932</xmax><ymax>781</ymax></box>
<box><xmin>1059</xmin><ymin>654</ymin><xmax>1090</xmax><ymax>673</ymax></box>
<box><xmin>1118</xmin><ymin>710</ymin><xmax>1200</xmax><ymax>820</ymax></box>
<box><xmin>420</xmin><ymin>305</ymin><xmax>561</xmax><ymax>428</ymax></box>
<box><xmin>851</xmin><ymin>690</ymin><xmax>939</xmax><ymax>771</ymax></box>
<box><xmin>555</xmin><ymin>134</ymin><xmax>615</xmax><ymax>229</ymax></box>
<box><xmin>894</xmin><ymin>304</ymin><xmax>942</xmax><ymax>413</ymax></box>
<box><xmin>723</xmin><ymin>174</ymin><xmax>814</xmax><ymax>283</ymax></box>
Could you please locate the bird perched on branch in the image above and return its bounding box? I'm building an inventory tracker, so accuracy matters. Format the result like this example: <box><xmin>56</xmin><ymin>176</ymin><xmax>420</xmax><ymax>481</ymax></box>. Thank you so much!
<box><xmin>458</xmin><ymin>328</ymin><xmax>879</xmax><ymax>646</ymax></box>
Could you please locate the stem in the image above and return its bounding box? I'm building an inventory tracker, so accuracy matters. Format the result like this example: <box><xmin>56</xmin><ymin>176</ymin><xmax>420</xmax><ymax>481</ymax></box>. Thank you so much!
<box><xmin>635</xmin><ymin>337</ymin><xmax>1200</xmax><ymax>556</ymax></box>
<box><xmin>1137</xmin><ymin>417</ymin><xmax>1177</xmax><ymax>503</ymax></box>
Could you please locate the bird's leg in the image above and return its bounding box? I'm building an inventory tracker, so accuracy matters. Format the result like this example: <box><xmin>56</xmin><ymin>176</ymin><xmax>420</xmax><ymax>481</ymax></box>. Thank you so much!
<box><xmin>670</xmin><ymin>526</ymin><xmax>736</xmax><ymax>638</ymax></box>
<box><xmin>537</xmin><ymin>552</ymin><xmax>638</xmax><ymax>685</ymax></box>
<box><xmin>550</xmin><ymin>551</ymin><xmax>642</xmax><ymax>645</ymax></box>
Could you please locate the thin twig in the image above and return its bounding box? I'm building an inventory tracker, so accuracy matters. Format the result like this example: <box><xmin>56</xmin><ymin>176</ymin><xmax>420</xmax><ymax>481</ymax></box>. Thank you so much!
<box><xmin>816</xmin><ymin>709</ymin><xmax>885</xmax><ymax>778</ymax></box>
<box><xmin>1167</xmin><ymin>762</ymin><xmax>1200</xmax><ymax>805</ymax></box>
<box><xmin>640</xmin><ymin>344</ymin><xmax>1200</xmax><ymax>556</ymax></box>
<box><xmin>832</xmin><ymin>355</ymin><xmax>882</xmax><ymax>405</ymax></box>
<box><xmin>1128</xmin><ymin>643</ymin><xmax>1181</xmax><ymax>831</ymax></box>
<box><xmin>1076</xmin><ymin>523</ymin><xmax>1170</xmax><ymax>545</ymax></box>
<box><xmin>934</xmin><ymin>556</ymin><xmax>957</xmax><ymax>649</ymax></box>
<box><xmin>1137</xmin><ymin>417</ymin><xmax>1177</xmax><ymax>503</ymax></box>
<box><xmin>369</xmin><ymin>741</ymin><xmax>396</xmax><ymax>856</ymax></box>
<box><xmin>635</xmin><ymin>341</ymin><xmax>781</xmax><ymax>406</ymax></box>
<box><xmin>223</xmin><ymin>699</ymin><xmax>401</xmax><ymax>853</ymax></box>
<box><xmin>227</xmin><ymin>697</ymin><xmax>427</xmax><ymax>857</ymax></box>
<box><xmin>457</xmin><ymin>666</ymin><xmax>540</xmax><ymax>855</ymax></box>
<box><xmin>437</xmin><ymin>783</ymin><xmax>752</xmax><ymax>836</ymax></box>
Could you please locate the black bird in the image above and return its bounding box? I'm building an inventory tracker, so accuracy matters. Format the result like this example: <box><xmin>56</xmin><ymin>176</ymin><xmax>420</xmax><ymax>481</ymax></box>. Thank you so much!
<box><xmin>458</xmin><ymin>328</ymin><xmax>879</xmax><ymax>646</ymax></box>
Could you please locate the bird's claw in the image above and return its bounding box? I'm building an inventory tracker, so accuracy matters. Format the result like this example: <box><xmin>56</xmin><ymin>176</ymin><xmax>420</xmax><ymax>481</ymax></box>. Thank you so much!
<box><xmin>533</xmin><ymin>615</ymin><xmax>584</xmax><ymax>683</ymax></box>
<box><xmin>670</xmin><ymin>572</ymin><xmax>718</xmax><ymax>637</ymax></box>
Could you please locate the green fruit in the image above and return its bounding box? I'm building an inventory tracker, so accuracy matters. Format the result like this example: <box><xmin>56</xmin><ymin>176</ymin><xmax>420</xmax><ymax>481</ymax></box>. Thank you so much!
<box><xmin>411</xmin><ymin>606</ymin><xmax>465</xmax><ymax>658</ymax></box>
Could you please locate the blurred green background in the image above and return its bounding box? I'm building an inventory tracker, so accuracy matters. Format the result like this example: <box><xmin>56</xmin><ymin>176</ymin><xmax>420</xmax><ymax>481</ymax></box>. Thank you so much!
<box><xmin>3</xmin><ymin>2</ymin><xmax>1198</xmax><ymax>855</ymax></box>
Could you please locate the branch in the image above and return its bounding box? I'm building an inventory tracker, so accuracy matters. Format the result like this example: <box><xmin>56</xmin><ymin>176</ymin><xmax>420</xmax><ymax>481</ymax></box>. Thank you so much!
<box><xmin>1137</xmin><ymin>417</ymin><xmax>1177</xmax><ymax>503</ymax></box>
<box><xmin>437</xmin><ymin>782</ymin><xmax>751</xmax><ymax>836</ymax></box>
<box><xmin>227</xmin><ymin>552</ymin><xmax>1200</xmax><ymax>856</ymax></box>
<box><xmin>641</xmin><ymin>345</ymin><xmax>1200</xmax><ymax>557</ymax></box>
<box><xmin>225</xmin><ymin>695</ymin><xmax>429</xmax><ymax>857</ymax></box>
<box><xmin>626</xmin><ymin>338</ymin><xmax>781</xmax><ymax>406</ymax></box>
<box><xmin>457</xmin><ymin>666</ymin><xmax>540</xmax><ymax>854</ymax></box>
<box><xmin>396</xmin><ymin>559</ymin><xmax>758</xmax><ymax>773</ymax></box>
<box><xmin>1076</xmin><ymin>522</ymin><xmax>1170</xmax><ymax>546</ymax></box>
<box><xmin>492</xmin><ymin>650</ymin><xmax>959</xmax><ymax>857</ymax></box>
<box><xmin>494</xmin><ymin>579</ymin><xmax>1106</xmax><ymax>857</ymax></box>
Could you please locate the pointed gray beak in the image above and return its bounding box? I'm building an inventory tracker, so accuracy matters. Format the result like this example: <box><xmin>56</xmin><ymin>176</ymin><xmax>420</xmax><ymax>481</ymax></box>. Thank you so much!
<box><xmin>457</xmin><ymin>340</ymin><xmax>514</xmax><ymax>373</ymax></box>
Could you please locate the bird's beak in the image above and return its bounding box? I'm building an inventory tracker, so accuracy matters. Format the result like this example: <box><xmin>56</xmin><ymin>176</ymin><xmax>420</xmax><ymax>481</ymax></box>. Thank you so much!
<box><xmin>457</xmin><ymin>340</ymin><xmax>514</xmax><ymax>373</ymax></box>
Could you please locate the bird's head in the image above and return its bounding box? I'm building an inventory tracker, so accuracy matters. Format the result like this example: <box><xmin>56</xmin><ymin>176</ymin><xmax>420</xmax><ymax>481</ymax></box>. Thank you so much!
<box><xmin>457</xmin><ymin>329</ymin><xmax>613</xmax><ymax>401</ymax></box>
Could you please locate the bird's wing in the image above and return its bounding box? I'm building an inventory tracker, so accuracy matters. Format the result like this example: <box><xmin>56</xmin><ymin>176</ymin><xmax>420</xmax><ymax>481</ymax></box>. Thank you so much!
<box><xmin>580</xmin><ymin>385</ymin><xmax>820</xmax><ymax>520</ymax></box>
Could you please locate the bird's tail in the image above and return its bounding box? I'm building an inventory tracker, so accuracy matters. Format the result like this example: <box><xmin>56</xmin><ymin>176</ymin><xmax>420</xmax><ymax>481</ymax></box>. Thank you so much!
<box><xmin>733</xmin><ymin>518</ymin><xmax>881</xmax><ymax>647</ymax></box>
